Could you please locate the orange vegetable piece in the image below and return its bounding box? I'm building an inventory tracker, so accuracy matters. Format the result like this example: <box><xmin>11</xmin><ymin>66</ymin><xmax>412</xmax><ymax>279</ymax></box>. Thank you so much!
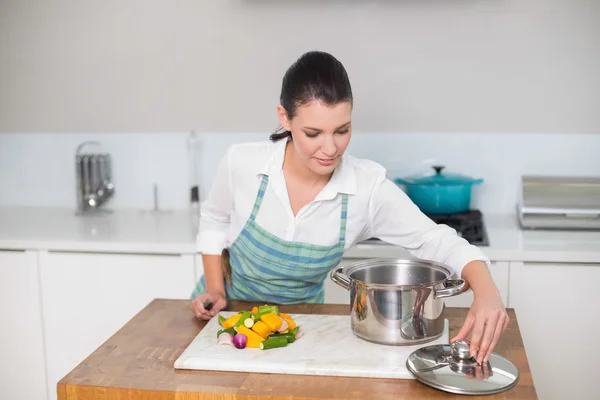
<box><xmin>237</xmin><ymin>325</ymin><xmax>265</xmax><ymax>348</ymax></box>
<box><xmin>251</xmin><ymin>306</ymin><xmax>259</xmax><ymax>314</ymax></box>
<box><xmin>221</xmin><ymin>313</ymin><xmax>241</xmax><ymax>329</ymax></box>
<box><xmin>281</xmin><ymin>314</ymin><xmax>296</xmax><ymax>330</ymax></box>
<box><xmin>260</xmin><ymin>312</ymin><xmax>283</xmax><ymax>332</ymax></box>
<box><xmin>251</xmin><ymin>320</ymin><xmax>271</xmax><ymax>339</ymax></box>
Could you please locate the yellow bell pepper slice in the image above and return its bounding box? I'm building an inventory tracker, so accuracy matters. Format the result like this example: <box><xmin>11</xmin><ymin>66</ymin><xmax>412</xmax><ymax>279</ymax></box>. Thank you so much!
<box><xmin>260</xmin><ymin>312</ymin><xmax>283</xmax><ymax>332</ymax></box>
<box><xmin>237</xmin><ymin>325</ymin><xmax>265</xmax><ymax>348</ymax></box>
<box><xmin>221</xmin><ymin>313</ymin><xmax>241</xmax><ymax>329</ymax></box>
<box><xmin>252</xmin><ymin>320</ymin><xmax>272</xmax><ymax>339</ymax></box>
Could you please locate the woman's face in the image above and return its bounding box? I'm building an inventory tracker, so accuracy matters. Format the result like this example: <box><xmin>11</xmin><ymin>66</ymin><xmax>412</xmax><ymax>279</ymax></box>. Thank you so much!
<box><xmin>278</xmin><ymin>100</ymin><xmax>352</xmax><ymax>177</ymax></box>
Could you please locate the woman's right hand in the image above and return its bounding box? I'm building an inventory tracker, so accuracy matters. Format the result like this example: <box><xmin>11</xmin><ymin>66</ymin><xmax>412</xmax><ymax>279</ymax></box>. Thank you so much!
<box><xmin>191</xmin><ymin>292</ymin><xmax>227</xmax><ymax>320</ymax></box>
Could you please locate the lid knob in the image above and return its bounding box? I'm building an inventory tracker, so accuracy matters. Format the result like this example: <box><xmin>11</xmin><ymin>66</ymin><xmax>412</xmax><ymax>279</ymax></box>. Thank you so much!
<box><xmin>451</xmin><ymin>340</ymin><xmax>472</xmax><ymax>360</ymax></box>
<box><xmin>432</xmin><ymin>165</ymin><xmax>445</xmax><ymax>175</ymax></box>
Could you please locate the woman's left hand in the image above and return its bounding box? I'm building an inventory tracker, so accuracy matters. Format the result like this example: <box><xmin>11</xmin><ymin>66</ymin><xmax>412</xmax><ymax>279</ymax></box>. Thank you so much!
<box><xmin>450</xmin><ymin>291</ymin><xmax>510</xmax><ymax>364</ymax></box>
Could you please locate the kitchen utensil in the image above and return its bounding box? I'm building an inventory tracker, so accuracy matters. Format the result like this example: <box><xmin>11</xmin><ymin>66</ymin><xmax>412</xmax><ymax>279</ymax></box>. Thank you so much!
<box><xmin>174</xmin><ymin>311</ymin><xmax>450</xmax><ymax>379</ymax></box>
<box><xmin>187</xmin><ymin>131</ymin><xmax>203</xmax><ymax>209</ymax></box>
<box><xmin>394</xmin><ymin>166</ymin><xmax>483</xmax><ymax>215</ymax></box>
<box><xmin>330</xmin><ymin>258</ymin><xmax>467</xmax><ymax>345</ymax></box>
<box><xmin>517</xmin><ymin>175</ymin><xmax>600</xmax><ymax>230</ymax></box>
<box><xmin>406</xmin><ymin>339</ymin><xmax>519</xmax><ymax>395</ymax></box>
<box><xmin>75</xmin><ymin>141</ymin><xmax>115</xmax><ymax>214</ymax></box>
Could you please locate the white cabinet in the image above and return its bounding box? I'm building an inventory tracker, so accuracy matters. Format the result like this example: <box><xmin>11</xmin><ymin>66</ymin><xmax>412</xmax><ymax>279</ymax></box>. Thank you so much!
<box><xmin>442</xmin><ymin>261</ymin><xmax>510</xmax><ymax>308</ymax></box>
<box><xmin>509</xmin><ymin>261</ymin><xmax>600</xmax><ymax>400</ymax></box>
<box><xmin>39</xmin><ymin>251</ymin><xmax>195</xmax><ymax>400</ymax></box>
<box><xmin>0</xmin><ymin>250</ymin><xmax>48</xmax><ymax>400</ymax></box>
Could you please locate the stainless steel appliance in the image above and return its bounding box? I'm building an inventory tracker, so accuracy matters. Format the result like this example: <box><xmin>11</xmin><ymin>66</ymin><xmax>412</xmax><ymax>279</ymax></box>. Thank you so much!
<box><xmin>75</xmin><ymin>141</ymin><xmax>114</xmax><ymax>214</ymax></box>
<box><xmin>517</xmin><ymin>175</ymin><xmax>600</xmax><ymax>230</ymax></box>
<box><xmin>330</xmin><ymin>258</ymin><xmax>467</xmax><ymax>346</ymax></box>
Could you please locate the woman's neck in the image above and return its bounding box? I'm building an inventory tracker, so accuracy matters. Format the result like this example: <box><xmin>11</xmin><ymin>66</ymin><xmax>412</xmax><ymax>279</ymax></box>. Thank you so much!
<box><xmin>283</xmin><ymin>140</ymin><xmax>332</xmax><ymax>187</ymax></box>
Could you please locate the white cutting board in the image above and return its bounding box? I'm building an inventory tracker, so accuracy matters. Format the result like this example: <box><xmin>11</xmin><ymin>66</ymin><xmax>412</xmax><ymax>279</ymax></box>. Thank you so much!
<box><xmin>174</xmin><ymin>312</ymin><xmax>449</xmax><ymax>379</ymax></box>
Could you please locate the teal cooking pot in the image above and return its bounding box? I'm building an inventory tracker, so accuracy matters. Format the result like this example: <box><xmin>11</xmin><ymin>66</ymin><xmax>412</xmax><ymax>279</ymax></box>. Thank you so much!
<box><xmin>394</xmin><ymin>166</ymin><xmax>483</xmax><ymax>215</ymax></box>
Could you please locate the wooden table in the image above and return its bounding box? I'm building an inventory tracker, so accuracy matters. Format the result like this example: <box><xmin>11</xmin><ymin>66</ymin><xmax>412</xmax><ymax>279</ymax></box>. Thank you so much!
<box><xmin>58</xmin><ymin>299</ymin><xmax>537</xmax><ymax>400</ymax></box>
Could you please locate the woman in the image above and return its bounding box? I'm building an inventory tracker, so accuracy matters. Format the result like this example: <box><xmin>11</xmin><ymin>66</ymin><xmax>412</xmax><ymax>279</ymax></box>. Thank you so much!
<box><xmin>191</xmin><ymin>50</ymin><xmax>508</xmax><ymax>364</ymax></box>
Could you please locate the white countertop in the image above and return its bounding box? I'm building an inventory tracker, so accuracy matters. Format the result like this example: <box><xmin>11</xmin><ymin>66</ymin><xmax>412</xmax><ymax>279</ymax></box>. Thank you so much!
<box><xmin>0</xmin><ymin>207</ymin><xmax>200</xmax><ymax>254</ymax></box>
<box><xmin>345</xmin><ymin>214</ymin><xmax>600</xmax><ymax>263</ymax></box>
<box><xmin>1</xmin><ymin>207</ymin><xmax>600</xmax><ymax>263</ymax></box>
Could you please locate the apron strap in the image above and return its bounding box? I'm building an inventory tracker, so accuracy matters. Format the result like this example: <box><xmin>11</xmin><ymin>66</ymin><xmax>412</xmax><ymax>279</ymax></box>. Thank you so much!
<box><xmin>249</xmin><ymin>175</ymin><xmax>269</xmax><ymax>222</ymax></box>
<box><xmin>250</xmin><ymin>174</ymin><xmax>348</xmax><ymax>246</ymax></box>
<box><xmin>339</xmin><ymin>194</ymin><xmax>348</xmax><ymax>244</ymax></box>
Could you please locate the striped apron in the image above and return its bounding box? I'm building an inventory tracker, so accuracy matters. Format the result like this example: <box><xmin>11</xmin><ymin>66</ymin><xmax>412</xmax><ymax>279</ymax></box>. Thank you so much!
<box><xmin>192</xmin><ymin>174</ymin><xmax>348</xmax><ymax>304</ymax></box>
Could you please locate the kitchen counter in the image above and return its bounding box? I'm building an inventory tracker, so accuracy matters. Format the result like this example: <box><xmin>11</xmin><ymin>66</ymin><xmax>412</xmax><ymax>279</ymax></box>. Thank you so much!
<box><xmin>345</xmin><ymin>214</ymin><xmax>600</xmax><ymax>263</ymax></box>
<box><xmin>0</xmin><ymin>206</ymin><xmax>200</xmax><ymax>254</ymax></box>
<box><xmin>57</xmin><ymin>299</ymin><xmax>537</xmax><ymax>400</ymax></box>
<box><xmin>1</xmin><ymin>206</ymin><xmax>600</xmax><ymax>263</ymax></box>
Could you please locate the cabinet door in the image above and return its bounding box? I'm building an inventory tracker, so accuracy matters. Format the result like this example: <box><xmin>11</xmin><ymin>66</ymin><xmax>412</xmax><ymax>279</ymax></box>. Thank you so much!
<box><xmin>40</xmin><ymin>251</ymin><xmax>195</xmax><ymax>400</ymax></box>
<box><xmin>443</xmin><ymin>261</ymin><xmax>510</xmax><ymax>308</ymax></box>
<box><xmin>0</xmin><ymin>250</ymin><xmax>48</xmax><ymax>400</ymax></box>
<box><xmin>510</xmin><ymin>261</ymin><xmax>600</xmax><ymax>400</ymax></box>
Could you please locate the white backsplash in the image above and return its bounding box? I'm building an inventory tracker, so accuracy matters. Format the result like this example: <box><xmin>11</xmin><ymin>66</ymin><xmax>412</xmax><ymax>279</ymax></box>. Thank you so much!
<box><xmin>0</xmin><ymin>132</ymin><xmax>598</xmax><ymax>214</ymax></box>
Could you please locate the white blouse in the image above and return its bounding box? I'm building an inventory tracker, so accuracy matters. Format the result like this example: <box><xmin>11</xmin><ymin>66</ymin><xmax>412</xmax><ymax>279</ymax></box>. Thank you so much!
<box><xmin>197</xmin><ymin>139</ymin><xmax>489</xmax><ymax>277</ymax></box>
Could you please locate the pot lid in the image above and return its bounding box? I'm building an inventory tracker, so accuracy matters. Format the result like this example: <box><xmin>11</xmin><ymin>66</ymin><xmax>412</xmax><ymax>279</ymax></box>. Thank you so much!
<box><xmin>395</xmin><ymin>166</ymin><xmax>483</xmax><ymax>186</ymax></box>
<box><xmin>406</xmin><ymin>340</ymin><xmax>519</xmax><ymax>395</ymax></box>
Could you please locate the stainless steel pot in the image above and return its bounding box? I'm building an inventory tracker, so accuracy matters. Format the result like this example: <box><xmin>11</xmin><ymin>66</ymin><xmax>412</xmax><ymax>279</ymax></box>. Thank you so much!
<box><xmin>330</xmin><ymin>258</ymin><xmax>468</xmax><ymax>346</ymax></box>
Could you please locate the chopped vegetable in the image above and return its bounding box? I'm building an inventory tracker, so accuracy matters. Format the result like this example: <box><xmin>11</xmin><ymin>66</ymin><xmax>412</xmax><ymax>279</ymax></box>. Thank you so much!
<box><xmin>257</xmin><ymin>305</ymin><xmax>280</xmax><ymax>317</ymax></box>
<box><xmin>221</xmin><ymin>313</ymin><xmax>241</xmax><ymax>329</ymax></box>
<box><xmin>280</xmin><ymin>314</ymin><xmax>296</xmax><ymax>330</ymax></box>
<box><xmin>235</xmin><ymin>311</ymin><xmax>252</xmax><ymax>329</ymax></box>
<box><xmin>269</xmin><ymin>332</ymin><xmax>296</xmax><ymax>343</ymax></box>
<box><xmin>237</xmin><ymin>325</ymin><xmax>266</xmax><ymax>348</ymax></box>
<box><xmin>260</xmin><ymin>336</ymin><xmax>288</xmax><ymax>350</ymax></box>
<box><xmin>217</xmin><ymin>332</ymin><xmax>234</xmax><ymax>346</ymax></box>
<box><xmin>215</xmin><ymin>305</ymin><xmax>300</xmax><ymax>350</ymax></box>
<box><xmin>277</xmin><ymin>318</ymin><xmax>289</xmax><ymax>333</ymax></box>
<box><xmin>217</xmin><ymin>328</ymin><xmax>236</xmax><ymax>338</ymax></box>
<box><xmin>294</xmin><ymin>327</ymin><xmax>304</xmax><ymax>340</ymax></box>
<box><xmin>260</xmin><ymin>312</ymin><xmax>283</xmax><ymax>332</ymax></box>
<box><xmin>251</xmin><ymin>320</ymin><xmax>271</xmax><ymax>339</ymax></box>
<box><xmin>233</xmin><ymin>334</ymin><xmax>247</xmax><ymax>349</ymax></box>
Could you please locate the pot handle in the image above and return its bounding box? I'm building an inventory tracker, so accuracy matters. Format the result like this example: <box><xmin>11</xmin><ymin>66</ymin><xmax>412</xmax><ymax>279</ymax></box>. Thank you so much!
<box><xmin>435</xmin><ymin>279</ymin><xmax>467</xmax><ymax>298</ymax></box>
<box><xmin>330</xmin><ymin>266</ymin><xmax>351</xmax><ymax>290</ymax></box>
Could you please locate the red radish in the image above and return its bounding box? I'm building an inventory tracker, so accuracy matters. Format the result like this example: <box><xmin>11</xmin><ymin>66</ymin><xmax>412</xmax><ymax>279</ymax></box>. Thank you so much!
<box><xmin>233</xmin><ymin>333</ymin><xmax>247</xmax><ymax>349</ymax></box>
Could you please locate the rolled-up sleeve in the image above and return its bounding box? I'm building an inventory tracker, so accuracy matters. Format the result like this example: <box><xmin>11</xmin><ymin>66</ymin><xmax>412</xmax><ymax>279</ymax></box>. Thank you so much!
<box><xmin>196</xmin><ymin>146</ymin><xmax>235</xmax><ymax>255</ymax></box>
<box><xmin>367</xmin><ymin>174</ymin><xmax>490</xmax><ymax>278</ymax></box>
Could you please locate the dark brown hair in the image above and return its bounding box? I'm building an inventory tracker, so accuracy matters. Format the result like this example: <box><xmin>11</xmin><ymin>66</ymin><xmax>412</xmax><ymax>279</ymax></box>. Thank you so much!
<box><xmin>270</xmin><ymin>51</ymin><xmax>353</xmax><ymax>142</ymax></box>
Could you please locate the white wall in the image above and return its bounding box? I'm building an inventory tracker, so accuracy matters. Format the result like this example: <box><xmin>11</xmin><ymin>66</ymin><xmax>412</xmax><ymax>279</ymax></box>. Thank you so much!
<box><xmin>1</xmin><ymin>1</ymin><xmax>598</xmax><ymax>215</ymax></box>
<box><xmin>1</xmin><ymin>132</ymin><xmax>598</xmax><ymax>214</ymax></box>
<box><xmin>1</xmin><ymin>0</ymin><xmax>599</xmax><ymax>133</ymax></box>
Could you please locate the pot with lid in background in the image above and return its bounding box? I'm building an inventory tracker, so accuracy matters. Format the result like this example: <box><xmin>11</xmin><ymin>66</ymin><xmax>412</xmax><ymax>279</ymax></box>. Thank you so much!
<box><xmin>394</xmin><ymin>165</ymin><xmax>483</xmax><ymax>215</ymax></box>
